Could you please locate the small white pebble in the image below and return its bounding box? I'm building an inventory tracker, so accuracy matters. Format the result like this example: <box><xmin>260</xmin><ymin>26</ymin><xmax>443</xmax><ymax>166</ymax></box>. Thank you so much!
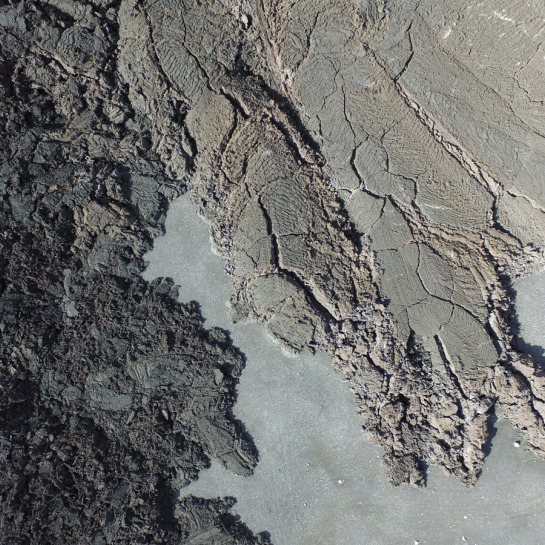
<box><xmin>462</xmin><ymin>537</ymin><xmax>467</xmax><ymax>542</ymax></box>
<box><xmin>514</xmin><ymin>440</ymin><xmax>521</xmax><ymax>448</ymax></box>
<box><xmin>414</xmin><ymin>540</ymin><xmax>420</xmax><ymax>545</ymax></box>
<box><xmin>337</xmin><ymin>479</ymin><xmax>345</xmax><ymax>484</ymax></box>
<box><xmin>463</xmin><ymin>515</ymin><xmax>468</xmax><ymax>519</ymax></box>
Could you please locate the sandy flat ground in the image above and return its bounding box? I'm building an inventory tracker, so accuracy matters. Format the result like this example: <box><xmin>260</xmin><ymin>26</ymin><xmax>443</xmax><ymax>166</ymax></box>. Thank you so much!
<box><xmin>144</xmin><ymin>194</ymin><xmax>545</xmax><ymax>545</ymax></box>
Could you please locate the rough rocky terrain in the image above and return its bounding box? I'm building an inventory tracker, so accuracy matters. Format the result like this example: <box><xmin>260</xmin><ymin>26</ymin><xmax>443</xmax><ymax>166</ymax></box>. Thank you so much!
<box><xmin>1</xmin><ymin>0</ymin><xmax>545</xmax><ymax>541</ymax></box>
<box><xmin>0</xmin><ymin>1</ymin><xmax>266</xmax><ymax>543</ymax></box>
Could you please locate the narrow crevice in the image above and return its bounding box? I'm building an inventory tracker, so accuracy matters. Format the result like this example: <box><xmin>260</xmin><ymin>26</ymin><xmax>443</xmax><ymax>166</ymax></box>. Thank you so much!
<box><xmin>434</xmin><ymin>334</ymin><xmax>469</xmax><ymax>401</ymax></box>
<box><xmin>256</xmin><ymin>194</ymin><xmax>338</xmax><ymax>324</ymax></box>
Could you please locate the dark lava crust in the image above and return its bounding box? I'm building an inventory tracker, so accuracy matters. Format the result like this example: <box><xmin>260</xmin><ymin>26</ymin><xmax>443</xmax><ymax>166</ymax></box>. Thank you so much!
<box><xmin>0</xmin><ymin>1</ymin><xmax>267</xmax><ymax>543</ymax></box>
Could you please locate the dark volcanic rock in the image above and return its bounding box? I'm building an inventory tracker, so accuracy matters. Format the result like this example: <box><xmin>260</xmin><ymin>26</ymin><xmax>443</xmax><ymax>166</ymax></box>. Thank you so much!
<box><xmin>0</xmin><ymin>1</ymin><xmax>266</xmax><ymax>543</ymax></box>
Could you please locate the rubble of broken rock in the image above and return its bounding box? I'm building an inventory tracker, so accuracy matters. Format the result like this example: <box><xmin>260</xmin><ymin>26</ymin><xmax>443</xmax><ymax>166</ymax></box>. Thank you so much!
<box><xmin>0</xmin><ymin>1</ymin><xmax>267</xmax><ymax>543</ymax></box>
<box><xmin>2</xmin><ymin>0</ymin><xmax>545</xmax><ymax>542</ymax></box>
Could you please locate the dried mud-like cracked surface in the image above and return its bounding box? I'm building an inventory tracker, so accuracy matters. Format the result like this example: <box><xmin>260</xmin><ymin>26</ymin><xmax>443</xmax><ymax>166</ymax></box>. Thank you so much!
<box><xmin>1</xmin><ymin>0</ymin><xmax>545</xmax><ymax>543</ymax></box>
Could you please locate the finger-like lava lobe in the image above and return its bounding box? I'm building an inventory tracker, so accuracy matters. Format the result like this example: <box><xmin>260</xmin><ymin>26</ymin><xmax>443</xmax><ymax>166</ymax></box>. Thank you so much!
<box><xmin>120</xmin><ymin>0</ymin><xmax>545</xmax><ymax>487</ymax></box>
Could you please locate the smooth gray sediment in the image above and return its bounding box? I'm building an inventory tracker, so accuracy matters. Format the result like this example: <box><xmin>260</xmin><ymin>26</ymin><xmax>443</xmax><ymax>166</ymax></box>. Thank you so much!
<box><xmin>514</xmin><ymin>270</ymin><xmax>545</xmax><ymax>366</ymax></box>
<box><xmin>144</xmin><ymin>194</ymin><xmax>545</xmax><ymax>545</ymax></box>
